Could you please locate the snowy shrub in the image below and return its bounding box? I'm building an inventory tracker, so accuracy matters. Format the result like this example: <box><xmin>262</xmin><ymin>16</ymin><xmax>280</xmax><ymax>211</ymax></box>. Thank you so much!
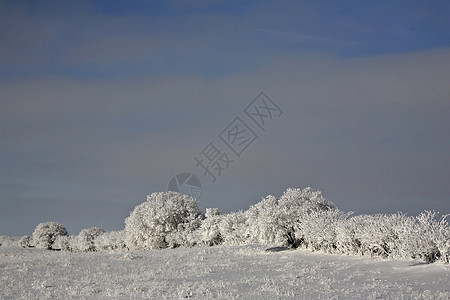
<box><xmin>32</xmin><ymin>222</ymin><xmax>68</xmax><ymax>249</ymax></box>
<box><xmin>340</xmin><ymin>212</ymin><xmax>449</xmax><ymax>264</ymax></box>
<box><xmin>196</xmin><ymin>210</ymin><xmax>249</xmax><ymax>246</ymax></box>
<box><xmin>245</xmin><ymin>195</ymin><xmax>287</xmax><ymax>244</ymax></box>
<box><xmin>331</xmin><ymin>214</ymin><xmax>371</xmax><ymax>255</ymax></box>
<box><xmin>18</xmin><ymin>235</ymin><xmax>33</xmax><ymax>248</ymax></box>
<box><xmin>165</xmin><ymin>212</ymin><xmax>203</xmax><ymax>249</ymax></box>
<box><xmin>197</xmin><ymin>208</ymin><xmax>224</xmax><ymax>246</ymax></box>
<box><xmin>94</xmin><ymin>230</ymin><xmax>127</xmax><ymax>251</ymax></box>
<box><xmin>287</xmin><ymin>210</ymin><xmax>399</xmax><ymax>256</ymax></box>
<box><xmin>53</xmin><ymin>235</ymin><xmax>74</xmax><ymax>252</ymax></box>
<box><xmin>125</xmin><ymin>191</ymin><xmax>202</xmax><ymax>250</ymax></box>
<box><xmin>165</xmin><ymin>225</ymin><xmax>201</xmax><ymax>249</ymax></box>
<box><xmin>294</xmin><ymin>209</ymin><xmax>352</xmax><ymax>253</ymax></box>
<box><xmin>278</xmin><ymin>187</ymin><xmax>336</xmax><ymax>248</ymax></box>
<box><xmin>236</xmin><ymin>187</ymin><xmax>336</xmax><ymax>247</ymax></box>
<box><xmin>347</xmin><ymin>213</ymin><xmax>409</xmax><ymax>258</ymax></box>
<box><xmin>383</xmin><ymin>213</ymin><xmax>418</xmax><ymax>259</ymax></box>
<box><xmin>195</xmin><ymin>188</ymin><xmax>336</xmax><ymax>247</ymax></box>
<box><xmin>219</xmin><ymin>211</ymin><xmax>249</xmax><ymax>245</ymax></box>
<box><xmin>350</xmin><ymin>214</ymin><xmax>402</xmax><ymax>258</ymax></box>
<box><xmin>74</xmin><ymin>227</ymin><xmax>107</xmax><ymax>252</ymax></box>
<box><xmin>431</xmin><ymin>214</ymin><xmax>450</xmax><ymax>264</ymax></box>
<box><xmin>412</xmin><ymin>211</ymin><xmax>450</xmax><ymax>263</ymax></box>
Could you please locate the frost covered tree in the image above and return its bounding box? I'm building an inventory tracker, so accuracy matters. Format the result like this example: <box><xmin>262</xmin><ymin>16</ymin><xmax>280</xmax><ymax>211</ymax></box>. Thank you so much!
<box><xmin>74</xmin><ymin>227</ymin><xmax>107</xmax><ymax>252</ymax></box>
<box><xmin>125</xmin><ymin>191</ymin><xmax>202</xmax><ymax>250</ymax></box>
<box><xmin>32</xmin><ymin>222</ymin><xmax>68</xmax><ymax>249</ymax></box>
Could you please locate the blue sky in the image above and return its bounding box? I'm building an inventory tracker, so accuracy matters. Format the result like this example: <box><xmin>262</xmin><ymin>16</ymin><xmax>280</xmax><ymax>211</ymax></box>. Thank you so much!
<box><xmin>1</xmin><ymin>0</ymin><xmax>450</xmax><ymax>235</ymax></box>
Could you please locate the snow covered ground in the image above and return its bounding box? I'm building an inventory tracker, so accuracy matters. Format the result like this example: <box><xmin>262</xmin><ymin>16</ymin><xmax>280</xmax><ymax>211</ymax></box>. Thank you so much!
<box><xmin>1</xmin><ymin>243</ymin><xmax>449</xmax><ymax>299</ymax></box>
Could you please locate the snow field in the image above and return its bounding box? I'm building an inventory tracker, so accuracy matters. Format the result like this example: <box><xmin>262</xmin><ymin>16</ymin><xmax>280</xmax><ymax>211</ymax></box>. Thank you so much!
<box><xmin>1</xmin><ymin>244</ymin><xmax>449</xmax><ymax>299</ymax></box>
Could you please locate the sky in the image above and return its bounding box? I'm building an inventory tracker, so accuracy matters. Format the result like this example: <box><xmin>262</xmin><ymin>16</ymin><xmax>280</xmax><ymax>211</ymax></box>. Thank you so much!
<box><xmin>1</xmin><ymin>0</ymin><xmax>449</xmax><ymax>236</ymax></box>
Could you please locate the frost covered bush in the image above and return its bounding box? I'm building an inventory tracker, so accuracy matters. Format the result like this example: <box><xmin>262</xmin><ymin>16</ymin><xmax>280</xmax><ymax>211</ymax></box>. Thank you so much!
<box><xmin>218</xmin><ymin>211</ymin><xmax>249</xmax><ymax>245</ymax></box>
<box><xmin>18</xmin><ymin>235</ymin><xmax>33</xmax><ymax>248</ymax></box>
<box><xmin>32</xmin><ymin>222</ymin><xmax>68</xmax><ymax>249</ymax></box>
<box><xmin>412</xmin><ymin>211</ymin><xmax>449</xmax><ymax>263</ymax></box>
<box><xmin>348</xmin><ymin>214</ymin><xmax>408</xmax><ymax>258</ymax></box>
<box><xmin>245</xmin><ymin>195</ymin><xmax>286</xmax><ymax>244</ymax></box>
<box><xmin>197</xmin><ymin>209</ymin><xmax>250</xmax><ymax>246</ymax></box>
<box><xmin>244</xmin><ymin>188</ymin><xmax>336</xmax><ymax>246</ymax></box>
<box><xmin>195</xmin><ymin>209</ymin><xmax>248</xmax><ymax>246</ymax></box>
<box><xmin>333</xmin><ymin>215</ymin><xmax>361</xmax><ymax>255</ymax></box>
<box><xmin>197</xmin><ymin>187</ymin><xmax>336</xmax><ymax>247</ymax></box>
<box><xmin>274</xmin><ymin>187</ymin><xmax>335</xmax><ymax>247</ymax></box>
<box><xmin>94</xmin><ymin>230</ymin><xmax>127</xmax><ymax>251</ymax></box>
<box><xmin>341</xmin><ymin>212</ymin><xmax>450</xmax><ymax>263</ymax></box>
<box><xmin>197</xmin><ymin>208</ymin><xmax>224</xmax><ymax>246</ymax></box>
<box><xmin>200</xmin><ymin>187</ymin><xmax>448</xmax><ymax>264</ymax></box>
<box><xmin>125</xmin><ymin>191</ymin><xmax>202</xmax><ymax>250</ymax></box>
<box><xmin>294</xmin><ymin>209</ymin><xmax>352</xmax><ymax>253</ymax></box>
<box><xmin>53</xmin><ymin>235</ymin><xmax>74</xmax><ymax>251</ymax></box>
<box><xmin>288</xmin><ymin>211</ymin><xmax>443</xmax><ymax>263</ymax></box>
<box><xmin>381</xmin><ymin>213</ymin><xmax>418</xmax><ymax>259</ymax></box>
<box><xmin>351</xmin><ymin>214</ymin><xmax>391</xmax><ymax>257</ymax></box>
<box><xmin>73</xmin><ymin>227</ymin><xmax>107</xmax><ymax>252</ymax></box>
<box><xmin>165</xmin><ymin>225</ymin><xmax>200</xmax><ymax>249</ymax></box>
